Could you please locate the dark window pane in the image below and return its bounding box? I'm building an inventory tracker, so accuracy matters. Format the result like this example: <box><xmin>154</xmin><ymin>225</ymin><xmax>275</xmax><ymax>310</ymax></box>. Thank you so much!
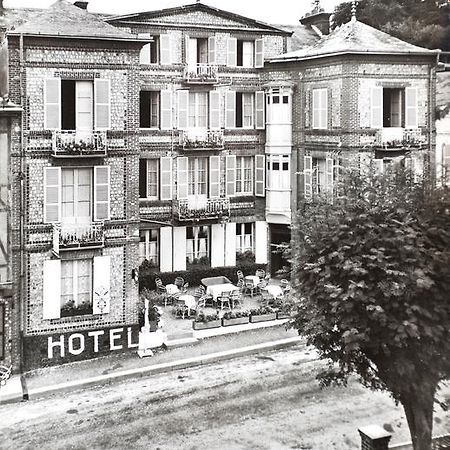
<box><xmin>273</xmin><ymin>96</ymin><xmax>280</xmax><ymax>104</ymax></box>
<box><xmin>273</xmin><ymin>162</ymin><xmax>280</xmax><ymax>170</ymax></box>
<box><xmin>282</xmin><ymin>162</ymin><xmax>289</xmax><ymax>170</ymax></box>
<box><xmin>61</xmin><ymin>80</ymin><xmax>76</xmax><ymax>130</ymax></box>
<box><xmin>283</xmin><ymin>96</ymin><xmax>289</xmax><ymax>104</ymax></box>
<box><xmin>139</xmin><ymin>159</ymin><xmax>147</xmax><ymax>198</ymax></box>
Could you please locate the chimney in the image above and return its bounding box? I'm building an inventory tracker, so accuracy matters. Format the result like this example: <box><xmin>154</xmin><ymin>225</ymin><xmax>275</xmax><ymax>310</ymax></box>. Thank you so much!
<box><xmin>74</xmin><ymin>1</ymin><xmax>88</xmax><ymax>9</ymax></box>
<box><xmin>300</xmin><ymin>0</ymin><xmax>332</xmax><ymax>36</ymax></box>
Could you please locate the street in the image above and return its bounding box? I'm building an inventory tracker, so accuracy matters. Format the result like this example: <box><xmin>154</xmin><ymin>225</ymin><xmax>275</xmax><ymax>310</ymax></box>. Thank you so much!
<box><xmin>0</xmin><ymin>344</ymin><xmax>449</xmax><ymax>450</ymax></box>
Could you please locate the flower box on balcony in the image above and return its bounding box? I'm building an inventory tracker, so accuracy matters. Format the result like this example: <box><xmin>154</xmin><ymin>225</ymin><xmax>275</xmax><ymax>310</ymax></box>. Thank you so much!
<box><xmin>52</xmin><ymin>131</ymin><xmax>107</xmax><ymax>157</ymax></box>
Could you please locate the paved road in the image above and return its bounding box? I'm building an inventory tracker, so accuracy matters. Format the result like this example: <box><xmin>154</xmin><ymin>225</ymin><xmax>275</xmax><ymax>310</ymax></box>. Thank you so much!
<box><xmin>0</xmin><ymin>344</ymin><xmax>449</xmax><ymax>450</ymax></box>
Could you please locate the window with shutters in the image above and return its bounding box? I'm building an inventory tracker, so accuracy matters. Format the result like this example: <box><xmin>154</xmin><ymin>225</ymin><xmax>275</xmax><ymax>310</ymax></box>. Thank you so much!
<box><xmin>186</xmin><ymin>225</ymin><xmax>209</xmax><ymax>264</ymax></box>
<box><xmin>60</xmin><ymin>259</ymin><xmax>93</xmax><ymax>317</ymax></box>
<box><xmin>61</xmin><ymin>80</ymin><xmax>93</xmax><ymax>131</ymax></box>
<box><xmin>267</xmin><ymin>155</ymin><xmax>290</xmax><ymax>190</ymax></box>
<box><xmin>312</xmin><ymin>88</ymin><xmax>328</xmax><ymax>129</ymax></box>
<box><xmin>61</xmin><ymin>168</ymin><xmax>92</xmax><ymax>223</ymax></box>
<box><xmin>0</xmin><ymin>304</ymin><xmax>4</xmax><ymax>360</ymax></box>
<box><xmin>139</xmin><ymin>229</ymin><xmax>159</xmax><ymax>267</ymax></box>
<box><xmin>187</xmin><ymin>37</ymin><xmax>209</xmax><ymax>65</ymax></box>
<box><xmin>237</xmin><ymin>40</ymin><xmax>254</xmax><ymax>68</ymax></box>
<box><xmin>188</xmin><ymin>157</ymin><xmax>208</xmax><ymax>196</ymax></box>
<box><xmin>312</xmin><ymin>158</ymin><xmax>326</xmax><ymax>194</ymax></box>
<box><xmin>139</xmin><ymin>159</ymin><xmax>159</xmax><ymax>200</ymax></box>
<box><xmin>140</xmin><ymin>91</ymin><xmax>160</xmax><ymax>128</ymax></box>
<box><xmin>236</xmin><ymin>223</ymin><xmax>254</xmax><ymax>254</ymax></box>
<box><xmin>236</xmin><ymin>156</ymin><xmax>253</xmax><ymax>195</ymax></box>
<box><xmin>383</xmin><ymin>88</ymin><xmax>404</xmax><ymax>127</ymax></box>
<box><xmin>236</xmin><ymin>93</ymin><xmax>254</xmax><ymax>128</ymax></box>
<box><xmin>188</xmin><ymin>92</ymin><xmax>208</xmax><ymax>128</ymax></box>
<box><xmin>140</xmin><ymin>36</ymin><xmax>160</xmax><ymax>64</ymax></box>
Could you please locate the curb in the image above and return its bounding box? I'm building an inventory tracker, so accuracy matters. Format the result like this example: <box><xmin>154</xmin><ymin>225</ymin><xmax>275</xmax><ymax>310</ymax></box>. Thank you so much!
<box><xmin>25</xmin><ymin>336</ymin><xmax>305</xmax><ymax>401</ymax></box>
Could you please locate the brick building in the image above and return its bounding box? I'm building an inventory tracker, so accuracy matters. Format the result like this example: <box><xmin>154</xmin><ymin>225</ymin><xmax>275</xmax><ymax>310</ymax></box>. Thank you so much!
<box><xmin>0</xmin><ymin>1</ymin><xmax>438</xmax><ymax>370</ymax></box>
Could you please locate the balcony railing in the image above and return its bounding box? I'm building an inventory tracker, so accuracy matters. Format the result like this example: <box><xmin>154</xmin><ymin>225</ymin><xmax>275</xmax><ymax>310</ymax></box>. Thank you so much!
<box><xmin>183</xmin><ymin>63</ymin><xmax>218</xmax><ymax>84</ymax></box>
<box><xmin>174</xmin><ymin>197</ymin><xmax>230</xmax><ymax>221</ymax></box>
<box><xmin>375</xmin><ymin>128</ymin><xmax>427</xmax><ymax>149</ymax></box>
<box><xmin>53</xmin><ymin>223</ymin><xmax>104</xmax><ymax>254</ymax></box>
<box><xmin>52</xmin><ymin>131</ymin><xmax>107</xmax><ymax>157</ymax></box>
<box><xmin>179</xmin><ymin>129</ymin><xmax>224</xmax><ymax>150</ymax></box>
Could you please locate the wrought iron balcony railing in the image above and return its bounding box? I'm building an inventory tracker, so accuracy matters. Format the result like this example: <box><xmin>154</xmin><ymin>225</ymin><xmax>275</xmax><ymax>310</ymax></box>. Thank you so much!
<box><xmin>174</xmin><ymin>197</ymin><xmax>230</xmax><ymax>221</ymax></box>
<box><xmin>183</xmin><ymin>63</ymin><xmax>218</xmax><ymax>84</ymax></box>
<box><xmin>375</xmin><ymin>128</ymin><xmax>427</xmax><ymax>149</ymax></box>
<box><xmin>179</xmin><ymin>129</ymin><xmax>224</xmax><ymax>150</ymax></box>
<box><xmin>52</xmin><ymin>131</ymin><xmax>107</xmax><ymax>157</ymax></box>
<box><xmin>53</xmin><ymin>222</ymin><xmax>104</xmax><ymax>254</ymax></box>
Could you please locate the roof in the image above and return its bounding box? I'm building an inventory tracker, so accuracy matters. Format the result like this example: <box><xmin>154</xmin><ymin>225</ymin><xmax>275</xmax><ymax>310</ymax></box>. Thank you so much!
<box><xmin>274</xmin><ymin>24</ymin><xmax>319</xmax><ymax>52</ymax></box>
<box><xmin>268</xmin><ymin>18</ymin><xmax>439</xmax><ymax>63</ymax></box>
<box><xmin>106</xmin><ymin>2</ymin><xmax>291</xmax><ymax>35</ymax></box>
<box><xmin>7</xmin><ymin>0</ymin><xmax>146</xmax><ymax>42</ymax></box>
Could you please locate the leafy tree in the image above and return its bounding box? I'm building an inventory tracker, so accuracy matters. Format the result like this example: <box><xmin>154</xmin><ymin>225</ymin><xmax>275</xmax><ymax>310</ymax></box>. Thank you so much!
<box><xmin>333</xmin><ymin>0</ymin><xmax>450</xmax><ymax>50</ymax></box>
<box><xmin>291</xmin><ymin>163</ymin><xmax>450</xmax><ymax>450</ymax></box>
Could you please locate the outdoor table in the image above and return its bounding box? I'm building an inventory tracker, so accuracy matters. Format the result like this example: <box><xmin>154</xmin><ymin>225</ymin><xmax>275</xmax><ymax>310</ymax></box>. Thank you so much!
<box><xmin>165</xmin><ymin>284</ymin><xmax>179</xmax><ymax>295</ymax></box>
<box><xmin>244</xmin><ymin>275</ymin><xmax>260</xmax><ymax>286</ymax></box>
<box><xmin>264</xmin><ymin>284</ymin><xmax>284</xmax><ymax>299</ymax></box>
<box><xmin>206</xmin><ymin>283</ymin><xmax>237</xmax><ymax>300</ymax></box>
<box><xmin>201</xmin><ymin>276</ymin><xmax>232</xmax><ymax>287</ymax></box>
<box><xmin>176</xmin><ymin>294</ymin><xmax>196</xmax><ymax>318</ymax></box>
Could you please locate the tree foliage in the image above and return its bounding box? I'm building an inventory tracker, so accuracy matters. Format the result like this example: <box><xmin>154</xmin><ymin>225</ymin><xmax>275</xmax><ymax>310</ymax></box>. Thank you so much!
<box><xmin>333</xmin><ymin>0</ymin><xmax>450</xmax><ymax>50</ymax></box>
<box><xmin>291</xmin><ymin>164</ymin><xmax>450</xmax><ymax>449</ymax></box>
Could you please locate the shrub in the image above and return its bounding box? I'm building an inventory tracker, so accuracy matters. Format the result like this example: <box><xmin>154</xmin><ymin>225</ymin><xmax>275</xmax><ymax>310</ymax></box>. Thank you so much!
<box><xmin>194</xmin><ymin>312</ymin><xmax>219</xmax><ymax>323</ymax></box>
<box><xmin>222</xmin><ymin>310</ymin><xmax>250</xmax><ymax>320</ymax></box>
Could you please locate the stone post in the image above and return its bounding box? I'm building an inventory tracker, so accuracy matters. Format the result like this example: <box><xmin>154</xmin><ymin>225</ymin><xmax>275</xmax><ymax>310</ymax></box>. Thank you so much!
<box><xmin>358</xmin><ymin>425</ymin><xmax>392</xmax><ymax>450</ymax></box>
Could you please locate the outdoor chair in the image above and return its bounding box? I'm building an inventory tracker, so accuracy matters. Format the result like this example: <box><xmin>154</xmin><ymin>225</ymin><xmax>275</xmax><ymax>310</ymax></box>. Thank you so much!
<box><xmin>173</xmin><ymin>296</ymin><xmax>189</xmax><ymax>319</ymax></box>
<box><xmin>155</xmin><ymin>277</ymin><xmax>169</xmax><ymax>306</ymax></box>
<box><xmin>280</xmin><ymin>279</ymin><xmax>291</xmax><ymax>295</ymax></box>
<box><xmin>236</xmin><ymin>270</ymin><xmax>244</xmax><ymax>282</ymax></box>
<box><xmin>255</xmin><ymin>268</ymin><xmax>266</xmax><ymax>280</ymax></box>
<box><xmin>260</xmin><ymin>289</ymin><xmax>274</xmax><ymax>307</ymax></box>
<box><xmin>174</xmin><ymin>276</ymin><xmax>185</xmax><ymax>290</ymax></box>
<box><xmin>257</xmin><ymin>279</ymin><xmax>268</xmax><ymax>294</ymax></box>
<box><xmin>182</xmin><ymin>282</ymin><xmax>189</xmax><ymax>293</ymax></box>
<box><xmin>0</xmin><ymin>365</ymin><xmax>12</xmax><ymax>386</ymax></box>
<box><xmin>217</xmin><ymin>291</ymin><xmax>232</xmax><ymax>310</ymax></box>
<box><xmin>230</xmin><ymin>290</ymin><xmax>243</xmax><ymax>308</ymax></box>
<box><xmin>242</xmin><ymin>279</ymin><xmax>257</xmax><ymax>297</ymax></box>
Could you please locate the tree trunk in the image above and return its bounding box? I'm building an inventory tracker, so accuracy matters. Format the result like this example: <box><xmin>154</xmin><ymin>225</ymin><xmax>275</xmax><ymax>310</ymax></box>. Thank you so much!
<box><xmin>401</xmin><ymin>383</ymin><xmax>436</xmax><ymax>450</ymax></box>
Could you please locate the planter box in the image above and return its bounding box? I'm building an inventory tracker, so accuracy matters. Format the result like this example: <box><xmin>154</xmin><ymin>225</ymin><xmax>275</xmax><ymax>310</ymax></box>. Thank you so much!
<box><xmin>222</xmin><ymin>317</ymin><xmax>249</xmax><ymax>327</ymax></box>
<box><xmin>193</xmin><ymin>319</ymin><xmax>222</xmax><ymax>330</ymax></box>
<box><xmin>276</xmin><ymin>312</ymin><xmax>290</xmax><ymax>320</ymax></box>
<box><xmin>250</xmin><ymin>313</ymin><xmax>277</xmax><ymax>323</ymax></box>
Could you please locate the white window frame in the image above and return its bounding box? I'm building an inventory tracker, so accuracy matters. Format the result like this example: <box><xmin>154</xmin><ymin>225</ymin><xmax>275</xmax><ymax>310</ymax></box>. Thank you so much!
<box><xmin>186</xmin><ymin>225</ymin><xmax>209</xmax><ymax>263</ymax></box>
<box><xmin>146</xmin><ymin>159</ymin><xmax>159</xmax><ymax>200</ymax></box>
<box><xmin>235</xmin><ymin>156</ymin><xmax>253</xmax><ymax>195</ymax></box>
<box><xmin>188</xmin><ymin>92</ymin><xmax>208</xmax><ymax>129</ymax></box>
<box><xmin>139</xmin><ymin>229</ymin><xmax>159</xmax><ymax>266</ymax></box>
<box><xmin>312</xmin><ymin>88</ymin><xmax>328</xmax><ymax>130</ymax></box>
<box><xmin>188</xmin><ymin>157</ymin><xmax>208</xmax><ymax>196</ymax></box>
<box><xmin>236</xmin><ymin>222</ymin><xmax>254</xmax><ymax>254</ymax></box>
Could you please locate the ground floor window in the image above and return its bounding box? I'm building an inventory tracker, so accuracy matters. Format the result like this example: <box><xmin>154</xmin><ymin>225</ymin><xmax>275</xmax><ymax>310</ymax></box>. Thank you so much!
<box><xmin>0</xmin><ymin>304</ymin><xmax>4</xmax><ymax>360</ymax></box>
<box><xmin>139</xmin><ymin>229</ymin><xmax>159</xmax><ymax>268</ymax></box>
<box><xmin>236</xmin><ymin>223</ymin><xmax>254</xmax><ymax>254</ymax></box>
<box><xmin>186</xmin><ymin>226</ymin><xmax>209</xmax><ymax>265</ymax></box>
<box><xmin>60</xmin><ymin>259</ymin><xmax>93</xmax><ymax>318</ymax></box>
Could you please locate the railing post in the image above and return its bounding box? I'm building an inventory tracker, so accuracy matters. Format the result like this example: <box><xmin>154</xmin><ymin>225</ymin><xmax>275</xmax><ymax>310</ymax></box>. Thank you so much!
<box><xmin>359</xmin><ymin>426</ymin><xmax>392</xmax><ymax>450</ymax></box>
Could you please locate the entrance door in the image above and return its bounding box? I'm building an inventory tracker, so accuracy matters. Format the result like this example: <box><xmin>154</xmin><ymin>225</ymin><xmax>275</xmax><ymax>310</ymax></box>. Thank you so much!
<box><xmin>269</xmin><ymin>224</ymin><xmax>291</xmax><ymax>277</ymax></box>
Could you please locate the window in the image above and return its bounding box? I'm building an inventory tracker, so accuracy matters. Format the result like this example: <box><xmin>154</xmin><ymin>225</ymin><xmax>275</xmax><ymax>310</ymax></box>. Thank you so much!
<box><xmin>383</xmin><ymin>88</ymin><xmax>403</xmax><ymax>127</ymax></box>
<box><xmin>312</xmin><ymin>158</ymin><xmax>326</xmax><ymax>195</ymax></box>
<box><xmin>237</xmin><ymin>40</ymin><xmax>254</xmax><ymax>67</ymax></box>
<box><xmin>186</xmin><ymin>225</ymin><xmax>209</xmax><ymax>263</ymax></box>
<box><xmin>139</xmin><ymin>229</ymin><xmax>159</xmax><ymax>267</ymax></box>
<box><xmin>187</xmin><ymin>37</ymin><xmax>208</xmax><ymax>65</ymax></box>
<box><xmin>61</xmin><ymin>80</ymin><xmax>93</xmax><ymax>131</ymax></box>
<box><xmin>304</xmin><ymin>156</ymin><xmax>337</xmax><ymax>200</ymax></box>
<box><xmin>188</xmin><ymin>157</ymin><xmax>208</xmax><ymax>196</ymax></box>
<box><xmin>139</xmin><ymin>159</ymin><xmax>159</xmax><ymax>200</ymax></box>
<box><xmin>227</xmin><ymin>38</ymin><xmax>263</xmax><ymax>68</ymax></box>
<box><xmin>236</xmin><ymin>223</ymin><xmax>253</xmax><ymax>254</ymax></box>
<box><xmin>140</xmin><ymin>91</ymin><xmax>160</xmax><ymax>128</ymax></box>
<box><xmin>60</xmin><ymin>259</ymin><xmax>93</xmax><ymax>317</ymax></box>
<box><xmin>267</xmin><ymin>155</ymin><xmax>290</xmax><ymax>190</ymax></box>
<box><xmin>61</xmin><ymin>168</ymin><xmax>92</xmax><ymax>223</ymax></box>
<box><xmin>312</xmin><ymin>88</ymin><xmax>328</xmax><ymax>129</ymax></box>
<box><xmin>236</xmin><ymin>156</ymin><xmax>253</xmax><ymax>194</ymax></box>
<box><xmin>140</xmin><ymin>36</ymin><xmax>160</xmax><ymax>64</ymax></box>
<box><xmin>236</xmin><ymin>93</ymin><xmax>254</xmax><ymax>128</ymax></box>
<box><xmin>188</xmin><ymin>92</ymin><xmax>208</xmax><ymax>128</ymax></box>
<box><xmin>0</xmin><ymin>304</ymin><xmax>4</xmax><ymax>360</ymax></box>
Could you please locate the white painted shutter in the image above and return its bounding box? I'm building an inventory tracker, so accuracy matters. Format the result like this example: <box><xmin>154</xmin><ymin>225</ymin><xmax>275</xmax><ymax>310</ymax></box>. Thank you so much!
<box><xmin>94</xmin><ymin>166</ymin><xmax>110</xmax><ymax>221</ymax></box>
<box><xmin>325</xmin><ymin>157</ymin><xmax>334</xmax><ymax>195</ymax></box>
<box><xmin>224</xmin><ymin>222</ymin><xmax>236</xmax><ymax>267</ymax></box>
<box><xmin>177</xmin><ymin>90</ymin><xmax>189</xmax><ymax>130</ymax></box>
<box><xmin>405</xmin><ymin>87</ymin><xmax>418</xmax><ymax>128</ymax></box>
<box><xmin>226</xmin><ymin>155</ymin><xmax>236</xmax><ymax>196</ymax></box>
<box><xmin>160</xmin><ymin>156</ymin><xmax>173</xmax><ymax>200</ymax></box>
<box><xmin>93</xmin><ymin>255</ymin><xmax>110</xmax><ymax>314</ymax></box>
<box><xmin>173</xmin><ymin>227</ymin><xmax>186</xmax><ymax>271</ymax></box>
<box><xmin>209</xmin><ymin>156</ymin><xmax>220</xmax><ymax>198</ymax></box>
<box><xmin>177</xmin><ymin>157</ymin><xmax>188</xmax><ymax>200</ymax></box>
<box><xmin>43</xmin><ymin>259</ymin><xmax>61</xmax><ymax>320</ymax></box>
<box><xmin>312</xmin><ymin>89</ymin><xmax>320</xmax><ymax>129</ymax></box>
<box><xmin>320</xmin><ymin>89</ymin><xmax>328</xmax><ymax>129</ymax></box>
<box><xmin>211</xmin><ymin>224</ymin><xmax>225</xmax><ymax>268</ymax></box>
<box><xmin>304</xmin><ymin>155</ymin><xmax>313</xmax><ymax>200</ymax></box>
<box><xmin>209</xmin><ymin>91</ymin><xmax>221</xmax><ymax>129</ymax></box>
<box><xmin>255</xmin><ymin>38</ymin><xmax>264</xmax><ymax>68</ymax></box>
<box><xmin>225</xmin><ymin>91</ymin><xmax>236</xmax><ymax>129</ymax></box>
<box><xmin>255</xmin><ymin>221</ymin><xmax>268</xmax><ymax>264</ymax></box>
<box><xmin>160</xmin><ymin>34</ymin><xmax>172</xmax><ymax>65</ymax></box>
<box><xmin>208</xmin><ymin>36</ymin><xmax>216</xmax><ymax>64</ymax></box>
<box><xmin>255</xmin><ymin>91</ymin><xmax>265</xmax><ymax>129</ymax></box>
<box><xmin>185</xmin><ymin>35</ymin><xmax>190</xmax><ymax>64</ymax></box>
<box><xmin>139</xmin><ymin>43</ymin><xmax>151</xmax><ymax>64</ymax></box>
<box><xmin>160</xmin><ymin>90</ymin><xmax>173</xmax><ymax>130</ymax></box>
<box><xmin>255</xmin><ymin>155</ymin><xmax>265</xmax><ymax>197</ymax></box>
<box><xmin>227</xmin><ymin>37</ymin><xmax>237</xmax><ymax>67</ymax></box>
<box><xmin>160</xmin><ymin>227</ymin><xmax>173</xmax><ymax>272</ymax></box>
<box><xmin>94</xmin><ymin>79</ymin><xmax>110</xmax><ymax>131</ymax></box>
<box><xmin>44</xmin><ymin>78</ymin><xmax>61</xmax><ymax>130</ymax></box>
<box><xmin>44</xmin><ymin>167</ymin><xmax>61</xmax><ymax>223</ymax></box>
<box><xmin>371</xmin><ymin>87</ymin><xmax>383</xmax><ymax>128</ymax></box>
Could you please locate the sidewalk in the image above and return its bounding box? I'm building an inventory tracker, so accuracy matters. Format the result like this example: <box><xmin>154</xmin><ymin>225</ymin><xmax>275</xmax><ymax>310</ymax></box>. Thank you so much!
<box><xmin>9</xmin><ymin>325</ymin><xmax>302</xmax><ymax>403</ymax></box>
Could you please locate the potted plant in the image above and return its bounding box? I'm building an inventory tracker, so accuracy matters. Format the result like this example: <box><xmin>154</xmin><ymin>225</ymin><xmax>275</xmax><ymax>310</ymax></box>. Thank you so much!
<box><xmin>249</xmin><ymin>306</ymin><xmax>277</xmax><ymax>323</ymax></box>
<box><xmin>139</xmin><ymin>289</ymin><xmax>162</xmax><ymax>332</ymax></box>
<box><xmin>193</xmin><ymin>312</ymin><xmax>221</xmax><ymax>330</ymax></box>
<box><xmin>222</xmin><ymin>310</ymin><xmax>250</xmax><ymax>327</ymax></box>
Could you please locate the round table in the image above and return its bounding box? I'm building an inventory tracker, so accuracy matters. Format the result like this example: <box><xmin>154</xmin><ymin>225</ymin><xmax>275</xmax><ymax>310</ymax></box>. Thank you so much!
<box><xmin>165</xmin><ymin>284</ymin><xmax>179</xmax><ymax>295</ymax></box>
<box><xmin>244</xmin><ymin>275</ymin><xmax>260</xmax><ymax>286</ymax></box>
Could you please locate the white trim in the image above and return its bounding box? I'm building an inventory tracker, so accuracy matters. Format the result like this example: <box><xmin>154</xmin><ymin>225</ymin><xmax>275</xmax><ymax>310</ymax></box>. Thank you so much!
<box><xmin>94</xmin><ymin>79</ymin><xmax>111</xmax><ymax>131</ymax></box>
<box><xmin>44</xmin><ymin>78</ymin><xmax>61</xmax><ymax>130</ymax></box>
<box><xmin>160</xmin><ymin>156</ymin><xmax>173</xmax><ymax>201</ymax></box>
<box><xmin>44</xmin><ymin>167</ymin><xmax>61</xmax><ymax>223</ymax></box>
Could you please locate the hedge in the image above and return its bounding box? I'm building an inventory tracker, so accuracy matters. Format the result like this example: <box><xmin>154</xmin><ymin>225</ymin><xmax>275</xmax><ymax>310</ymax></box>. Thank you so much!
<box><xmin>139</xmin><ymin>262</ymin><xmax>268</xmax><ymax>292</ymax></box>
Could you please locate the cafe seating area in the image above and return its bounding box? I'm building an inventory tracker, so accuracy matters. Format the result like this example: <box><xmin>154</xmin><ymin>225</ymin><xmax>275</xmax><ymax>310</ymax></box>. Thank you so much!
<box><xmin>150</xmin><ymin>270</ymin><xmax>291</xmax><ymax>335</ymax></box>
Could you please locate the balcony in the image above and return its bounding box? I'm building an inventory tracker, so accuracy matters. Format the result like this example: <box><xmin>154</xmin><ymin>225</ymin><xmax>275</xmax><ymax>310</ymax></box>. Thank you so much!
<box><xmin>183</xmin><ymin>63</ymin><xmax>218</xmax><ymax>84</ymax></box>
<box><xmin>53</xmin><ymin>223</ymin><xmax>104</xmax><ymax>254</ymax></box>
<box><xmin>52</xmin><ymin>131</ymin><xmax>107</xmax><ymax>157</ymax></box>
<box><xmin>179</xmin><ymin>129</ymin><xmax>224</xmax><ymax>150</ymax></box>
<box><xmin>375</xmin><ymin>128</ymin><xmax>427</xmax><ymax>149</ymax></box>
<box><xmin>174</xmin><ymin>197</ymin><xmax>230</xmax><ymax>221</ymax></box>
